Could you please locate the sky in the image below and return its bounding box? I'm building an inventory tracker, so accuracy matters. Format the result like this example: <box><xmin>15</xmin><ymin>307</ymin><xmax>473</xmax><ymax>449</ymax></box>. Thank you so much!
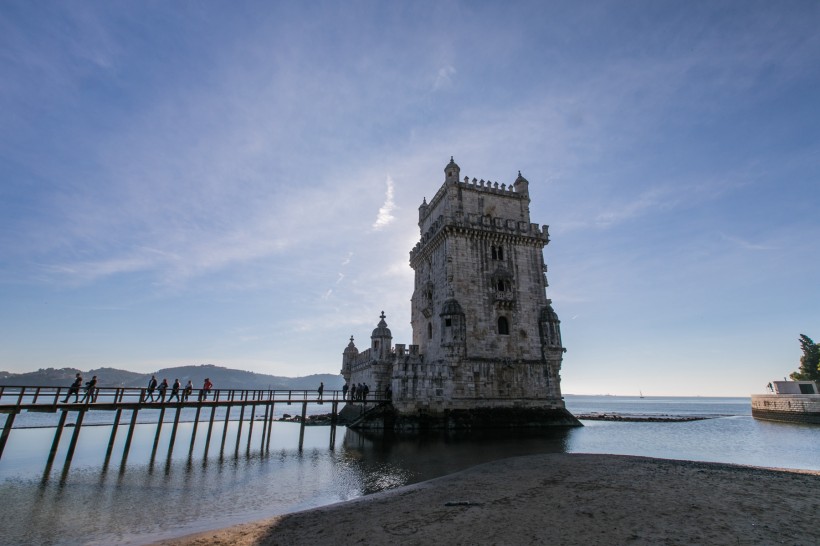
<box><xmin>1</xmin><ymin>1</ymin><xmax>819</xmax><ymax>396</ymax></box>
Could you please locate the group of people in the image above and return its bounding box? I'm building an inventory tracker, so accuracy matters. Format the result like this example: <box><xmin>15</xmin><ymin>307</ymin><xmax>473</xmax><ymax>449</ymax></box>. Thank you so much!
<box><xmin>144</xmin><ymin>376</ymin><xmax>213</xmax><ymax>403</ymax></box>
<box><xmin>342</xmin><ymin>382</ymin><xmax>371</xmax><ymax>402</ymax></box>
<box><xmin>63</xmin><ymin>375</ymin><xmax>392</xmax><ymax>405</ymax></box>
<box><xmin>61</xmin><ymin>374</ymin><xmax>214</xmax><ymax>404</ymax></box>
<box><xmin>61</xmin><ymin>373</ymin><xmax>98</xmax><ymax>403</ymax></box>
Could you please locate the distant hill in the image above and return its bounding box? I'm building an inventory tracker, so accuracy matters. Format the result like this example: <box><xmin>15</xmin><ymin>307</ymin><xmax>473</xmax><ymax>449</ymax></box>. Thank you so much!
<box><xmin>0</xmin><ymin>364</ymin><xmax>345</xmax><ymax>391</ymax></box>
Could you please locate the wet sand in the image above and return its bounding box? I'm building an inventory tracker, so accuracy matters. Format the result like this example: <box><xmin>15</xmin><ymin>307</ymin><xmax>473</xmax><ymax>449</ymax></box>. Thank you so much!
<box><xmin>154</xmin><ymin>453</ymin><xmax>820</xmax><ymax>546</ymax></box>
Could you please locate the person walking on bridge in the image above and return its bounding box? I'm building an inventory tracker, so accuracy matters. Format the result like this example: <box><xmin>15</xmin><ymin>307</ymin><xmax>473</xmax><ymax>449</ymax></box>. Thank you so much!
<box><xmin>169</xmin><ymin>379</ymin><xmax>181</xmax><ymax>402</ymax></box>
<box><xmin>183</xmin><ymin>380</ymin><xmax>193</xmax><ymax>401</ymax></box>
<box><xmin>158</xmin><ymin>378</ymin><xmax>168</xmax><ymax>403</ymax></box>
<box><xmin>62</xmin><ymin>373</ymin><xmax>83</xmax><ymax>403</ymax></box>
<box><xmin>317</xmin><ymin>382</ymin><xmax>324</xmax><ymax>401</ymax></box>
<box><xmin>198</xmin><ymin>378</ymin><xmax>213</xmax><ymax>402</ymax></box>
<box><xmin>81</xmin><ymin>375</ymin><xmax>98</xmax><ymax>403</ymax></box>
<box><xmin>146</xmin><ymin>375</ymin><xmax>158</xmax><ymax>402</ymax></box>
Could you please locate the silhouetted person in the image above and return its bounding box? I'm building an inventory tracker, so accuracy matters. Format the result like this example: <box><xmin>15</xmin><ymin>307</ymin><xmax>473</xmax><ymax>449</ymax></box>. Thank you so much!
<box><xmin>158</xmin><ymin>378</ymin><xmax>168</xmax><ymax>403</ymax></box>
<box><xmin>342</xmin><ymin>383</ymin><xmax>349</xmax><ymax>400</ymax></box>
<box><xmin>63</xmin><ymin>373</ymin><xmax>83</xmax><ymax>403</ymax></box>
<box><xmin>81</xmin><ymin>375</ymin><xmax>98</xmax><ymax>403</ymax></box>
<box><xmin>350</xmin><ymin>384</ymin><xmax>357</xmax><ymax>401</ymax></box>
<box><xmin>169</xmin><ymin>378</ymin><xmax>181</xmax><ymax>402</ymax></box>
<box><xmin>183</xmin><ymin>380</ymin><xmax>193</xmax><ymax>401</ymax></box>
<box><xmin>146</xmin><ymin>375</ymin><xmax>158</xmax><ymax>402</ymax></box>
<box><xmin>317</xmin><ymin>382</ymin><xmax>324</xmax><ymax>400</ymax></box>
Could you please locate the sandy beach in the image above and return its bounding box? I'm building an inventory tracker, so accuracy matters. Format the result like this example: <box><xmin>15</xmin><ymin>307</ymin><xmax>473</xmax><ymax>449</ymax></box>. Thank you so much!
<box><xmin>155</xmin><ymin>453</ymin><xmax>820</xmax><ymax>545</ymax></box>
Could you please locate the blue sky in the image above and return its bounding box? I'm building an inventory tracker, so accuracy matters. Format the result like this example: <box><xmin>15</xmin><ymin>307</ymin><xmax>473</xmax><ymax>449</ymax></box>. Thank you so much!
<box><xmin>1</xmin><ymin>1</ymin><xmax>819</xmax><ymax>396</ymax></box>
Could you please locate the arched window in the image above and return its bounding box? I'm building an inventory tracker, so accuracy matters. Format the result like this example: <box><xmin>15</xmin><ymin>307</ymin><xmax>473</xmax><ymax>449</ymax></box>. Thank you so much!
<box><xmin>497</xmin><ymin>280</ymin><xmax>505</xmax><ymax>292</ymax></box>
<box><xmin>427</xmin><ymin>322</ymin><xmax>433</xmax><ymax>339</ymax></box>
<box><xmin>498</xmin><ymin>316</ymin><xmax>509</xmax><ymax>335</ymax></box>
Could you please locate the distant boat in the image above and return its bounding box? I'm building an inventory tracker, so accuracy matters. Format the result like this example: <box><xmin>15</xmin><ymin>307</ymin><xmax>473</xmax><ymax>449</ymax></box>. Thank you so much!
<box><xmin>639</xmin><ymin>391</ymin><xmax>644</xmax><ymax>399</ymax></box>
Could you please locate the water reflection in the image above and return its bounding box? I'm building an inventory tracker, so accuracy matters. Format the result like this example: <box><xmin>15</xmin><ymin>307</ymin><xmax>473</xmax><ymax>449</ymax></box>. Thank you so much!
<box><xmin>0</xmin><ymin>425</ymin><xmax>573</xmax><ymax>545</ymax></box>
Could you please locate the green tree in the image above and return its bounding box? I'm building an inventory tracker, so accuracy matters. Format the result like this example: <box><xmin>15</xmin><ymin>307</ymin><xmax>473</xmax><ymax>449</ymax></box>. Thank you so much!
<box><xmin>789</xmin><ymin>334</ymin><xmax>820</xmax><ymax>381</ymax></box>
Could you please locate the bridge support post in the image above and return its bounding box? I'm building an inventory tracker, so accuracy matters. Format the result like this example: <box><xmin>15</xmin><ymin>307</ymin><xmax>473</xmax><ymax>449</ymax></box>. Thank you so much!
<box><xmin>259</xmin><ymin>403</ymin><xmax>269</xmax><ymax>452</ymax></box>
<box><xmin>220</xmin><ymin>406</ymin><xmax>231</xmax><ymax>455</ymax></box>
<box><xmin>0</xmin><ymin>412</ymin><xmax>17</xmax><ymax>461</ymax></box>
<box><xmin>121</xmin><ymin>408</ymin><xmax>139</xmax><ymax>467</ymax></box>
<box><xmin>204</xmin><ymin>406</ymin><xmax>216</xmax><ymax>458</ymax></box>
<box><xmin>329</xmin><ymin>401</ymin><xmax>338</xmax><ymax>450</ymax></box>
<box><xmin>104</xmin><ymin>408</ymin><xmax>123</xmax><ymax>467</ymax></box>
<box><xmin>234</xmin><ymin>405</ymin><xmax>245</xmax><ymax>455</ymax></box>
<box><xmin>150</xmin><ymin>407</ymin><xmax>166</xmax><ymax>463</ymax></box>
<box><xmin>63</xmin><ymin>409</ymin><xmax>86</xmax><ymax>470</ymax></box>
<box><xmin>167</xmin><ymin>406</ymin><xmax>182</xmax><ymax>461</ymax></box>
<box><xmin>46</xmin><ymin>410</ymin><xmax>69</xmax><ymax>469</ymax></box>
<box><xmin>266</xmin><ymin>402</ymin><xmax>275</xmax><ymax>450</ymax></box>
<box><xmin>246</xmin><ymin>404</ymin><xmax>256</xmax><ymax>453</ymax></box>
<box><xmin>189</xmin><ymin>406</ymin><xmax>202</xmax><ymax>457</ymax></box>
<box><xmin>298</xmin><ymin>401</ymin><xmax>308</xmax><ymax>450</ymax></box>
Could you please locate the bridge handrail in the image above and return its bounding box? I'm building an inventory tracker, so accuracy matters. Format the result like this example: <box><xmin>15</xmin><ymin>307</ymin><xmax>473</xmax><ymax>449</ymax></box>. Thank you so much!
<box><xmin>0</xmin><ymin>385</ymin><xmax>388</xmax><ymax>410</ymax></box>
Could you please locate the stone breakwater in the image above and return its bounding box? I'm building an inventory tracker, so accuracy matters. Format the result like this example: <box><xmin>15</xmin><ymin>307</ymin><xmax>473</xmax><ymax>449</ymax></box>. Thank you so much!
<box><xmin>576</xmin><ymin>413</ymin><xmax>710</xmax><ymax>422</ymax></box>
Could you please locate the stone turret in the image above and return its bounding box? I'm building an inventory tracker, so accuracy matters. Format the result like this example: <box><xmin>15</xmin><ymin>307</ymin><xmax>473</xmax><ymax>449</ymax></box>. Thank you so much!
<box><xmin>444</xmin><ymin>156</ymin><xmax>460</xmax><ymax>184</ymax></box>
<box><xmin>341</xmin><ymin>336</ymin><xmax>358</xmax><ymax>383</ymax></box>
<box><xmin>371</xmin><ymin>311</ymin><xmax>393</xmax><ymax>360</ymax></box>
<box><xmin>513</xmin><ymin>170</ymin><xmax>529</xmax><ymax>198</ymax></box>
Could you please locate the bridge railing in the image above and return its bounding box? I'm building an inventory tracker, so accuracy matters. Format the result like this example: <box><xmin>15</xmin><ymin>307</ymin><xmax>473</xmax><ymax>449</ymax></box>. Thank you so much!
<box><xmin>0</xmin><ymin>385</ymin><xmax>384</xmax><ymax>411</ymax></box>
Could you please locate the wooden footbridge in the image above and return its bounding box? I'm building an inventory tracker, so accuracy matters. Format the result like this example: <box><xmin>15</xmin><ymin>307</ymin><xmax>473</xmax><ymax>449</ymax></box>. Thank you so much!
<box><xmin>0</xmin><ymin>385</ymin><xmax>386</xmax><ymax>473</ymax></box>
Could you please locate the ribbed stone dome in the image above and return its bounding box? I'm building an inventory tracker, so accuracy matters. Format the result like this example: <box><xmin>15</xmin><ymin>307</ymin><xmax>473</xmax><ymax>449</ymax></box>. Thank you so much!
<box><xmin>371</xmin><ymin>311</ymin><xmax>392</xmax><ymax>338</ymax></box>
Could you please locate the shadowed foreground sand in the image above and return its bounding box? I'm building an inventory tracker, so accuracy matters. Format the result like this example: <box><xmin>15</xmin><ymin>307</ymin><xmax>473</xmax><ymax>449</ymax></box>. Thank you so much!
<box><xmin>155</xmin><ymin>453</ymin><xmax>820</xmax><ymax>546</ymax></box>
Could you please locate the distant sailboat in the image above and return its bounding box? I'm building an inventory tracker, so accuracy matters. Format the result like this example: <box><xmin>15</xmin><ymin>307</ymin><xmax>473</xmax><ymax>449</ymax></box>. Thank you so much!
<box><xmin>639</xmin><ymin>390</ymin><xmax>644</xmax><ymax>399</ymax></box>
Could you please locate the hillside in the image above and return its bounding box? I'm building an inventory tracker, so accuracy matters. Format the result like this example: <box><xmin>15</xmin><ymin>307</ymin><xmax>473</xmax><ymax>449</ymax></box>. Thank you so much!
<box><xmin>0</xmin><ymin>364</ymin><xmax>345</xmax><ymax>391</ymax></box>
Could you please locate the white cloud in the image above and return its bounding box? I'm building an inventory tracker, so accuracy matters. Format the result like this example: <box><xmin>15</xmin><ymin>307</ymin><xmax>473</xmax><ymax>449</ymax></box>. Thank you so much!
<box><xmin>372</xmin><ymin>176</ymin><xmax>396</xmax><ymax>230</ymax></box>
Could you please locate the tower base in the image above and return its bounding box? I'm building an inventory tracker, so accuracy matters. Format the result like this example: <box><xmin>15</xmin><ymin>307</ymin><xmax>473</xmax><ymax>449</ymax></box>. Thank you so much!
<box><xmin>350</xmin><ymin>404</ymin><xmax>582</xmax><ymax>431</ymax></box>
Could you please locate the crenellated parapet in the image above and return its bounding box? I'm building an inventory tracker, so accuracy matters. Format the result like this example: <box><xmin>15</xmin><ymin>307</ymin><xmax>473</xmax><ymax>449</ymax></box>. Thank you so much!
<box><xmin>420</xmin><ymin>172</ymin><xmax>528</xmax><ymax>226</ymax></box>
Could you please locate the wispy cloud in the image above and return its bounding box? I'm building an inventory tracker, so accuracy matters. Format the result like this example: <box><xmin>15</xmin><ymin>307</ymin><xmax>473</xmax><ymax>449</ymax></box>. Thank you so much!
<box><xmin>433</xmin><ymin>65</ymin><xmax>456</xmax><ymax>90</ymax></box>
<box><xmin>719</xmin><ymin>233</ymin><xmax>775</xmax><ymax>251</ymax></box>
<box><xmin>372</xmin><ymin>176</ymin><xmax>396</xmax><ymax>230</ymax></box>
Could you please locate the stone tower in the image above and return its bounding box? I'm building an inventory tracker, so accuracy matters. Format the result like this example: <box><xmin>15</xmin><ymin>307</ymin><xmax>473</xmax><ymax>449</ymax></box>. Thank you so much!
<box><xmin>343</xmin><ymin>158</ymin><xmax>578</xmax><ymax>428</ymax></box>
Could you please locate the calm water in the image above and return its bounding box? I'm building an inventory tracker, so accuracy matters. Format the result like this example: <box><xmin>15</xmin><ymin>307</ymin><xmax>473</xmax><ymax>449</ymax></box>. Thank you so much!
<box><xmin>0</xmin><ymin>396</ymin><xmax>818</xmax><ymax>545</ymax></box>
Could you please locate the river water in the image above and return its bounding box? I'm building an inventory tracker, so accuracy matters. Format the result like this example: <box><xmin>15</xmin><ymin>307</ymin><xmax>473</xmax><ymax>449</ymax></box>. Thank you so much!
<box><xmin>0</xmin><ymin>396</ymin><xmax>817</xmax><ymax>545</ymax></box>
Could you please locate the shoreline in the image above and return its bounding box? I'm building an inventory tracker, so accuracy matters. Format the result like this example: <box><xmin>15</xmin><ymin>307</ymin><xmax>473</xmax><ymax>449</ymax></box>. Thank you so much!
<box><xmin>153</xmin><ymin>453</ymin><xmax>820</xmax><ymax>546</ymax></box>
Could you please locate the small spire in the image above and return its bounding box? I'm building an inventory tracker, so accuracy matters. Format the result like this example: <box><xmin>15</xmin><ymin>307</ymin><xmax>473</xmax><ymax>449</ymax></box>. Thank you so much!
<box><xmin>380</xmin><ymin>310</ymin><xmax>386</xmax><ymax>320</ymax></box>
